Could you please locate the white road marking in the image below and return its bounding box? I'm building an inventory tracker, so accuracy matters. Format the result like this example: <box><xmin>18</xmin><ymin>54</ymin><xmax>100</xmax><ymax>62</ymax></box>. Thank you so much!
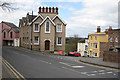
<box><xmin>90</xmin><ymin>74</ymin><xmax>96</xmax><ymax>76</ymax></box>
<box><xmin>72</xmin><ymin>66</ymin><xmax>84</xmax><ymax>68</ymax></box>
<box><xmin>40</xmin><ymin>60</ymin><xmax>51</xmax><ymax>64</ymax></box>
<box><xmin>107</xmin><ymin>72</ymin><xmax>113</xmax><ymax>74</ymax></box>
<box><xmin>99</xmin><ymin>73</ymin><xmax>105</xmax><ymax>74</ymax></box>
<box><xmin>59</xmin><ymin>62</ymin><xmax>71</xmax><ymax>67</ymax></box>
<box><xmin>98</xmin><ymin>70</ymin><xmax>105</xmax><ymax>72</ymax></box>
<box><xmin>92</xmin><ymin>71</ymin><xmax>98</xmax><ymax>73</ymax></box>
<box><xmin>81</xmin><ymin>72</ymin><xmax>88</xmax><ymax>74</ymax></box>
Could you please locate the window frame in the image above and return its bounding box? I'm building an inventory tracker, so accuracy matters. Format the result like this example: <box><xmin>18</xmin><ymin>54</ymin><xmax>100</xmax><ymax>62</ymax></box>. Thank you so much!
<box><xmin>10</xmin><ymin>32</ymin><xmax>13</xmax><ymax>39</ymax></box>
<box><xmin>56</xmin><ymin>23</ymin><xmax>62</xmax><ymax>32</ymax></box>
<box><xmin>34</xmin><ymin>22</ymin><xmax>39</xmax><ymax>32</ymax></box>
<box><xmin>57</xmin><ymin>37</ymin><xmax>62</xmax><ymax>46</ymax></box>
<box><xmin>4</xmin><ymin>32</ymin><xmax>6</xmax><ymax>38</ymax></box>
<box><xmin>45</xmin><ymin>21</ymin><xmax>50</xmax><ymax>33</ymax></box>
<box><xmin>110</xmin><ymin>37</ymin><xmax>112</xmax><ymax>42</ymax></box>
<box><xmin>115</xmin><ymin>37</ymin><xmax>118</xmax><ymax>42</ymax></box>
<box><xmin>34</xmin><ymin>36</ymin><xmax>39</xmax><ymax>45</ymax></box>
<box><xmin>93</xmin><ymin>43</ymin><xmax>97</xmax><ymax>49</ymax></box>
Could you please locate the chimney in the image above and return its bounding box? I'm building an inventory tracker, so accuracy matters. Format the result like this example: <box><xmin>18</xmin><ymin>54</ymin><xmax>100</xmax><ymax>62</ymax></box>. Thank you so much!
<box><xmin>49</xmin><ymin>7</ymin><xmax>51</xmax><ymax>13</ymax></box>
<box><xmin>52</xmin><ymin>7</ymin><xmax>54</xmax><ymax>13</ymax></box>
<box><xmin>109</xmin><ymin>26</ymin><xmax>112</xmax><ymax>30</ymax></box>
<box><xmin>46</xmin><ymin>7</ymin><xmax>48</xmax><ymax>12</ymax></box>
<box><xmin>56</xmin><ymin>7</ymin><xmax>58</xmax><ymax>14</ymax></box>
<box><xmin>97</xmin><ymin>26</ymin><xmax>101</xmax><ymax>33</ymax></box>
<box><xmin>39</xmin><ymin>7</ymin><xmax>41</xmax><ymax>13</ymax></box>
<box><xmin>105</xmin><ymin>29</ymin><xmax>108</xmax><ymax>34</ymax></box>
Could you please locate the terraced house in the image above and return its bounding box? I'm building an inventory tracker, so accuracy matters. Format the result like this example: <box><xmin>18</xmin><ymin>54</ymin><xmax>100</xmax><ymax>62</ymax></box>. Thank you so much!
<box><xmin>19</xmin><ymin>7</ymin><xmax>66</xmax><ymax>53</ymax></box>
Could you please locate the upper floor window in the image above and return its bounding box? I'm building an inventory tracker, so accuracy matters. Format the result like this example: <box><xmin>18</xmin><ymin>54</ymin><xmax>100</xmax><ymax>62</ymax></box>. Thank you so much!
<box><xmin>45</xmin><ymin>21</ymin><xmax>50</xmax><ymax>33</ymax></box>
<box><xmin>34</xmin><ymin>23</ymin><xmax>39</xmax><ymax>32</ymax></box>
<box><xmin>91</xmin><ymin>36</ymin><xmax>92</xmax><ymax>41</ymax></box>
<box><xmin>115</xmin><ymin>37</ymin><xmax>118</xmax><ymax>42</ymax></box>
<box><xmin>57</xmin><ymin>24</ymin><xmax>62</xmax><ymax>32</ymax></box>
<box><xmin>57</xmin><ymin>37</ymin><xmax>62</xmax><ymax>45</ymax></box>
<box><xmin>95</xmin><ymin>36</ymin><xmax>97</xmax><ymax>41</ymax></box>
<box><xmin>110</xmin><ymin>38</ymin><xmax>112</xmax><ymax>42</ymax></box>
<box><xmin>4</xmin><ymin>32</ymin><xmax>6</xmax><ymax>38</ymax></box>
<box><xmin>93</xmin><ymin>43</ymin><xmax>97</xmax><ymax>49</ymax></box>
<box><xmin>10</xmin><ymin>32</ymin><xmax>13</xmax><ymax>38</ymax></box>
<box><xmin>34</xmin><ymin>36</ymin><xmax>39</xmax><ymax>45</ymax></box>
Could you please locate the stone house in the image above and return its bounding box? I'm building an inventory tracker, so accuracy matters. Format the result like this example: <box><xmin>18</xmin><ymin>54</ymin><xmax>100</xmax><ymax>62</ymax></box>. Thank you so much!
<box><xmin>19</xmin><ymin>7</ymin><xmax>66</xmax><ymax>53</ymax></box>
<box><xmin>1</xmin><ymin>21</ymin><xmax>19</xmax><ymax>47</ymax></box>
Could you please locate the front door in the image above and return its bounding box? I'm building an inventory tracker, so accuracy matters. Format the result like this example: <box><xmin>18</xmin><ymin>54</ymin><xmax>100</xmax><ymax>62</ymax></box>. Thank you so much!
<box><xmin>45</xmin><ymin>40</ymin><xmax>50</xmax><ymax>50</ymax></box>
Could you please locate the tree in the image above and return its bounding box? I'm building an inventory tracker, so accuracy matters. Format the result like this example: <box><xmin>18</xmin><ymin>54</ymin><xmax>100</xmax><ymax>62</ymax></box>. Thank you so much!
<box><xmin>0</xmin><ymin>1</ymin><xmax>17</xmax><ymax>11</ymax></box>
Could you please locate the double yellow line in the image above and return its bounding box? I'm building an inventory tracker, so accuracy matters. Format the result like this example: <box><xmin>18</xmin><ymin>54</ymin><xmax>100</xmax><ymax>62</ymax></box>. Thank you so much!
<box><xmin>0</xmin><ymin>56</ymin><xmax>26</xmax><ymax>80</ymax></box>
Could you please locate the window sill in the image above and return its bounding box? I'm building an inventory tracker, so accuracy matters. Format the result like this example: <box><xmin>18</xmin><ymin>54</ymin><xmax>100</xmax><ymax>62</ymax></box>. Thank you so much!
<box><xmin>34</xmin><ymin>43</ymin><xmax>39</xmax><ymax>45</ymax></box>
<box><xmin>34</xmin><ymin>31</ymin><xmax>39</xmax><ymax>32</ymax></box>
<box><xmin>57</xmin><ymin>44</ymin><xmax>62</xmax><ymax>46</ymax></box>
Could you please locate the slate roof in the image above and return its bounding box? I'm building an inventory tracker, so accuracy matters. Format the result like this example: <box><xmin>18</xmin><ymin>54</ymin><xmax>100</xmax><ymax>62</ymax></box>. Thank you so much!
<box><xmin>2</xmin><ymin>21</ymin><xmax>19</xmax><ymax>32</ymax></box>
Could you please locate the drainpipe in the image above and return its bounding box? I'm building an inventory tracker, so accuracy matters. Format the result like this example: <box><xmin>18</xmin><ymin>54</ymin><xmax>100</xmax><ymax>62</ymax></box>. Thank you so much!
<box><xmin>31</xmin><ymin>11</ymin><xmax>33</xmax><ymax>50</ymax></box>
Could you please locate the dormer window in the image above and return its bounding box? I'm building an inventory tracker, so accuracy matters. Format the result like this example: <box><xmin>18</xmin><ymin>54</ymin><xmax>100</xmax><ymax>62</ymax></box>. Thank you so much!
<box><xmin>45</xmin><ymin>21</ymin><xmax>50</xmax><ymax>33</ymax></box>
<box><xmin>34</xmin><ymin>23</ymin><xmax>39</xmax><ymax>32</ymax></box>
<box><xmin>57</xmin><ymin>23</ymin><xmax>62</xmax><ymax>32</ymax></box>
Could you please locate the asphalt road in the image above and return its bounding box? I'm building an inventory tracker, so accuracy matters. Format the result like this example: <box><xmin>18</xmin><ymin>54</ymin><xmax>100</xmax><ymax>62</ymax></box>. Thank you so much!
<box><xmin>2</xmin><ymin>46</ymin><xmax>119</xmax><ymax>78</ymax></box>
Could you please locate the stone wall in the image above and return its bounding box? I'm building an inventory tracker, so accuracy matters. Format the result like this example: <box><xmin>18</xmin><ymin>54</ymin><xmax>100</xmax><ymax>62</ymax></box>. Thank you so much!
<box><xmin>103</xmin><ymin>51</ymin><xmax>120</xmax><ymax>63</ymax></box>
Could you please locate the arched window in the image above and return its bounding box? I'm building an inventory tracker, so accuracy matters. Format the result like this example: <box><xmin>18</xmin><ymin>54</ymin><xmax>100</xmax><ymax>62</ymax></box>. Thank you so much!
<box><xmin>45</xmin><ymin>21</ymin><xmax>50</xmax><ymax>33</ymax></box>
<box><xmin>115</xmin><ymin>37</ymin><xmax>118</xmax><ymax>42</ymax></box>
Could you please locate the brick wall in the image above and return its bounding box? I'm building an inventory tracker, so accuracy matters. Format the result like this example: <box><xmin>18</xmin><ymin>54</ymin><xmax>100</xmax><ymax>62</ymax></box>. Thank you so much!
<box><xmin>103</xmin><ymin>51</ymin><xmax>120</xmax><ymax>63</ymax></box>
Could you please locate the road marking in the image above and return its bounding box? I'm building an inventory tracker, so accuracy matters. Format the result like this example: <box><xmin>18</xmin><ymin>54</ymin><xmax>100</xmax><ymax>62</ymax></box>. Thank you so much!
<box><xmin>81</xmin><ymin>72</ymin><xmax>88</xmax><ymax>74</ymax></box>
<box><xmin>92</xmin><ymin>71</ymin><xmax>98</xmax><ymax>73</ymax></box>
<box><xmin>39</xmin><ymin>60</ymin><xmax>51</xmax><ymax>64</ymax></box>
<box><xmin>90</xmin><ymin>74</ymin><xmax>96</xmax><ymax>76</ymax></box>
<box><xmin>98</xmin><ymin>70</ymin><xmax>105</xmax><ymax>72</ymax></box>
<box><xmin>107</xmin><ymin>72</ymin><xmax>113</xmax><ymax>74</ymax></box>
<box><xmin>59</xmin><ymin>62</ymin><xmax>71</xmax><ymax>67</ymax></box>
<box><xmin>0</xmin><ymin>56</ymin><xmax>26</xmax><ymax>80</ymax></box>
<box><xmin>72</xmin><ymin>66</ymin><xmax>84</xmax><ymax>68</ymax></box>
<box><xmin>75</xmin><ymin>59</ymin><xmax>120</xmax><ymax>71</ymax></box>
<box><xmin>99</xmin><ymin>73</ymin><xmax>105</xmax><ymax>74</ymax></box>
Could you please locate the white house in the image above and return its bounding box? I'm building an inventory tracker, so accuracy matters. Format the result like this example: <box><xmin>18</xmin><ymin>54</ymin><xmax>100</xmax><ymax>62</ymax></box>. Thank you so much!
<box><xmin>77</xmin><ymin>38</ymin><xmax>88</xmax><ymax>56</ymax></box>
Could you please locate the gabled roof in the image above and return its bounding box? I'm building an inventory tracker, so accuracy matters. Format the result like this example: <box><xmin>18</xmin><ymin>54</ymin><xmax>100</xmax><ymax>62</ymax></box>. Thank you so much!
<box><xmin>3</xmin><ymin>21</ymin><xmax>17</xmax><ymax>28</ymax></box>
<box><xmin>52</xmin><ymin>15</ymin><xmax>67</xmax><ymax>25</ymax></box>
<box><xmin>30</xmin><ymin>14</ymin><xmax>44</xmax><ymax>25</ymax></box>
<box><xmin>40</xmin><ymin>16</ymin><xmax>55</xmax><ymax>26</ymax></box>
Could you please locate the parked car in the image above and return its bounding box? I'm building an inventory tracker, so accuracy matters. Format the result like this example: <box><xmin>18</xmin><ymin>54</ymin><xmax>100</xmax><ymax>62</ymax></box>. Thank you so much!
<box><xmin>65</xmin><ymin>52</ymin><xmax>69</xmax><ymax>56</ymax></box>
<box><xmin>69</xmin><ymin>51</ymin><xmax>74</xmax><ymax>56</ymax></box>
<box><xmin>74</xmin><ymin>52</ymin><xmax>81</xmax><ymax>57</ymax></box>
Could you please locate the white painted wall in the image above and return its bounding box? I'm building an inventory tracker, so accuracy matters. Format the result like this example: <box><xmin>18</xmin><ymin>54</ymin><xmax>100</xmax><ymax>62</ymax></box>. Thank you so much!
<box><xmin>77</xmin><ymin>39</ymin><xmax>88</xmax><ymax>56</ymax></box>
<box><xmin>14</xmin><ymin>38</ymin><xmax>19</xmax><ymax>47</ymax></box>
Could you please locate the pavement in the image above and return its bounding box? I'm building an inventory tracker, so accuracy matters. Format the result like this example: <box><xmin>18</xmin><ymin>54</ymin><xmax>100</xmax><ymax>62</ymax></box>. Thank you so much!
<box><xmin>79</xmin><ymin>57</ymin><xmax>120</xmax><ymax>69</ymax></box>
<box><xmin>2</xmin><ymin>46</ymin><xmax>120</xmax><ymax>79</ymax></box>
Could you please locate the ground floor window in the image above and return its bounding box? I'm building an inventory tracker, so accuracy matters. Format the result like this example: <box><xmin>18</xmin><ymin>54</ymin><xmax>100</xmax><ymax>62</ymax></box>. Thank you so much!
<box><xmin>34</xmin><ymin>36</ymin><xmax>39</xmax><ymax>45</ymax></box>
<box><xmin>93</xmin><ymin>52</ymin><xmax>97</xmax><ymax>57</ymax></box>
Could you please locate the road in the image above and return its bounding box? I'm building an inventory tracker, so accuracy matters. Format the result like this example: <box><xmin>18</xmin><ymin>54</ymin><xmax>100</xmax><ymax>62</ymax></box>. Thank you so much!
<box><xmin>2</xmin><ymin>46</ymin><xmax>119</xmax><ymax>78</ymax></box>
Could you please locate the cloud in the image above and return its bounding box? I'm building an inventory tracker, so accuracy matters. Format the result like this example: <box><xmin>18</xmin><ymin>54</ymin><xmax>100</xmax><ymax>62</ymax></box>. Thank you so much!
<box><xmin>66</xmin><ymin>0</ymin><xmax>119</xmax><ymax>37</ymax></box>
<box><xmin>0</xmin><ymin>0</ymin><xmax>42</xmax><ymax>26</ymax></box>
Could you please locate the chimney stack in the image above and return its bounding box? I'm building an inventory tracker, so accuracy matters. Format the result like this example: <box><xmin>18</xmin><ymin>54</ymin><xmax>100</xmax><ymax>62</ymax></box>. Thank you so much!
<box><xmin>97</xmin><ymin>26</ymin><xmax>101</xmax><ymax>33</ymax></box>
<box><xmin>105</xmin><ymin>29</ymin><xmax>108</xmax><ymax>34</ymax></box>
<box><xmin>109</xmin><ymin>26</ymin><xmax>112</xmax><ymax>30</ymax></box>
<box><xmin>38</xmin><ymin>7</ymin><xmax>58</xmax><ymax>14</ymax></box>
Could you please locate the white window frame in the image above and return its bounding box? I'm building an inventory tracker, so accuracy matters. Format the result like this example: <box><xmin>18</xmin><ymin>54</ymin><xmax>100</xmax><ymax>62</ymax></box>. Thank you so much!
<box><xmin>115</xmin><ymin>37</ymin><xmax>118</xmax><ymax>42</ymax></box>
<box><xmin>56</xmin><ymin>23</ymin><xmax>62</xmax><ymax>32</ymax></box>
<box><xmin>93</xmin><ymin>43</ymin><xmax>97</xmax><ymax>49</ymax></box>
<box><xmin>45</xmin><ymin>20</ymin><xmax>50</xmax><ymax>33</ymax></box>
<box><xmin>110</xmin><ymin>38</ymin><xmax>112</xmax><ymax>42</ymax></box>
<box><xmin>34</xmin><ymin>22</ymin><xmax>39</xmax><ymax>32</ymax></box>
<box><xmin>93</xmin><ymin>52</ymin><xmax>97</xmax><ymax>57</ymax></box>
<box><xmin>95</xmin><ymin>36</ymin><xmax>97</xmax><ymax>41</ymax></box>
<box><xmin>34</xmin><ymin>36</ymin><xmax>39</xmax><ymax>45</ymax></box>
<box><xmin>57</xmin><ymin>37</ymin><xmax>62</xmax><ymax>46</ymax></box>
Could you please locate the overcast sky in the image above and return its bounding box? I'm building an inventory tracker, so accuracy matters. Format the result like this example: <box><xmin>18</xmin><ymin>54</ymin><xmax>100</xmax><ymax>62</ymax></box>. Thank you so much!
<box><xmin>0</xmin><ymin>0</ymin><xmax>119</xmax><ymax>38</ymax></box>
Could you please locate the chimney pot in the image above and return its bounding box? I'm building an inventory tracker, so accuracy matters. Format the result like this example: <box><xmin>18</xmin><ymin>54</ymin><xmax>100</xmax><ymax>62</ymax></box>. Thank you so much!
<box><xmin>49</xmin><ymin>7</ymin><xmax>51</xmax><ymax>13</ymax></box>
<box><xmin>52</xmin><ymin>7</ymin><xmax>54</xmax><ymax>13</ymax></box>
<box><xmin>43</xmin><ymin>7</ymin><xmax>44</xmax><ymax>12</ymax></box>
<box><xmin>46</xmin><ymin>7</ymin><xmax>48</xmax><ymax>12</ymax></box>
<box><xmin>109</xmin><ymin>26</ymin><xmax>112</xmax><ymax>30</ymax></box>
<box><xmin>56</xmin><ymin>7</ymin><xmax>58</xmax><ymax>14</ymax></box>
<box><xmin>39</xmin><ymin>7</ymin><xmax>41</xmax><ymax>13</ymax></box>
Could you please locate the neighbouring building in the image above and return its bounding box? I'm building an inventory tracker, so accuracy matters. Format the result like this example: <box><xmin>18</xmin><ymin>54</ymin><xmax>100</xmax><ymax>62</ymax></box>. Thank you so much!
<box><xmin>1</xmin><ymin>21</ymin><xmax>19</xmax><ymax>47</ymax></box>
<box><xmin>88</xmin><ymin>26</ymin><xmax>108</xmax><ymax>58</ymax></box>
<box><xmin>102</xmin><ymin>27</ymin><xmax>120</xmax><ymax>63</ymax></box>
<box><xmin>19</xmin><ymin>7</ymin><xmax>66</xmax><ymax>53</ymax></box>
<box><xmin>77</xmin><ymin>38</ymin><xmax>88</xmax><ymax>56</ymax></box>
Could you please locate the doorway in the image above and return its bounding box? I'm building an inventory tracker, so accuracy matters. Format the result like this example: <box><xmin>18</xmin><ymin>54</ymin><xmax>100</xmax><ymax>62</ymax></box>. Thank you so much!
<box><xmin>45</xmin><ymin>40</ymin><xmax>50</xmax><ymax>50</ymax></box>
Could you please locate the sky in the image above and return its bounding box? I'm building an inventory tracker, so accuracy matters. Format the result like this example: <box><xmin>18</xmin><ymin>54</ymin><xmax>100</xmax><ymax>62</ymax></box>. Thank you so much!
<box><xmin>0</xmin><ymin>0</ymin><xmax>119</xmax><ymax>38</ymax></box>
